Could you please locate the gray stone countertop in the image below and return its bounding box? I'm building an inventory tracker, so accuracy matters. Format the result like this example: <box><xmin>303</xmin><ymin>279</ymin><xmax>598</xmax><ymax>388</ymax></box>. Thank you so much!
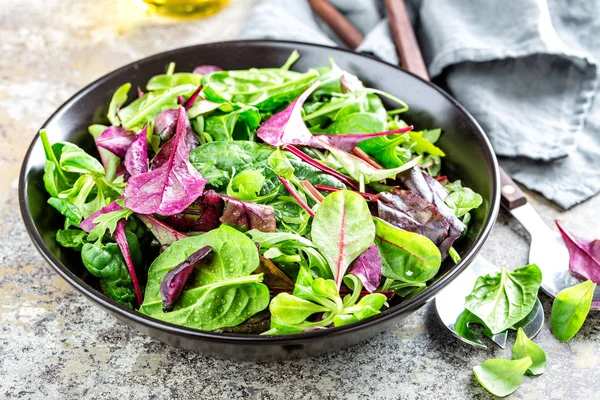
<box><xmin>1</xmin><ymin>0</ymin><xmax>598</xmax><ymax>399</ymax></box>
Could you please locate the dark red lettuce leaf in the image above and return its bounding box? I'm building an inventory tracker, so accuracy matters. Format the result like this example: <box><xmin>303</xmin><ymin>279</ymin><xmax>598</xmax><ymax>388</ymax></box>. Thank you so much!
<box><xmin>398</xmin><ymin>166</ymin><xmax>465</xmax><ymax>257</ymax></box>
<box><xmin>96</xmin><ymin>126</ymin><xmax>136</xmax><ymax>158</ymax></box>
<box><xmin>114</xmin><ymin>220</ymin><xmax>143</xmax><ymax>306</ymax></box>
<box><xmin>163</xmin><ymin>190</ymin><xmax>224</xmax><ymax>232</ymax></box>
<box><xmin>255</xmin><ymin>256</ymin><xmax>295</xmax><ymax>290</ymax></box>
<box><xmin>183</xmin><ymin>85</ymin><xmax>203</xmax><ymax>110</ymax></box>
<box><xmin>556</xmin><ymin>220</ymin><xmax>600</xmax><ymax>284</ymax></box>
<box><xmin>377</xmin><ymin>188</ymin><xmax>449</xmax><ymax>245</ymax></box>
<box><xmin>349</xmin><ymin>244</ymin><xmax>382</xmax><ymax>293</ymax></box>
<box><xmin>136</xmin><ymin>214</ymin><xmax>187</xmax><ymax>246</ymax></box>
<box><xmin>124</xmin><ymin>127</ymin><xmax>149</xmax><ymax>177</ymax></box>
<box><xmin>219</xmin><ymin>193</ymin><xmax>276</xmax><ymax>232</ymax></box>
<box><xmin>256</xmin><ymin>82</ymin><xmax>413</xmax><ymax>152</ymax></box>
<box><xmin>153</xmin><ymin>109</ymin><xmax>179</xmax><ymax>143</ymax></box>
<box><xmin>160</xmin><ymin>245</ymin><xmax>212</xmax><ymax>311</ymax></box>
<box><xmin>193</xmin><ymin>65</ymin><xmax>223</xmax><ymax>75</ymax></box>
<box><xmin>124</xmin><ymin>107</ymin><xmax>206</xmax><ymax>216</ymax></box>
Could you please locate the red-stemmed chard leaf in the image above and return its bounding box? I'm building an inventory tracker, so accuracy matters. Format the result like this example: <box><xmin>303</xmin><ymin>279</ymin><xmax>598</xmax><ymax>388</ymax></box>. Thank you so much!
<box><xmin>311</xmin><ymin>190</ymin><xmax>376</xmax><ymax>290</ymax></box>
<box><xmin>218</xmin><ymin>191</ymin><xmax>277</xmax><ymax>232</ymax></box>
<box><xmin>193</xmin><ymin>65</ymin><xmax>223</xmax><ymax>75</ymax></box>
<box><xmin>160</xmin><ymin>245</ymin><xmax>212</xmax><ymax>312</ymax></box>
<box><xmin>556</xmin><ymin>220</ymin><xmax>600</xmax><ymax>284</ymax></box>
<box><xmin>398</xmin><ymin>166</ymin><xmax>465</xmax><ymax>257</ymax></box>
<box><xmin>286</xmin><ymin>145</ymin><xmax>359</xmax><ymax>189</ymax></box>
<box><xmin>114</xmin><ymin>220</ymin><xmax>143</xmax><ymax>306</ymax></box>
<box><xmin>124</xmin><ymin>126</ymin><xmax>149</xmax><ymax>177</ymax></box>
<box><xmin>278</xmin><ymin>176</ymin><xmax>315</xmax><ymax>217</ymax></box>
<box><xmin>124</xmin><ymin>106</ymin><xmax>206</xmax><ymax>216</ymax></box>
<box><xmin>163</xmin><ymin>190</ymin><xmax>224</xmax><ymax>232</ymax></box>
<box><xmin>377</xmin><ymin>188</ymin><xmax>450</xmax><ymax>246</ymax></box>
<box><xmin>96</xmin><ymin>126</ymin><xmax>136</xmax><ymax>158</ymax></box>
<box><xmin>349</xmin><ymin>244</ymin><xmax>382</xmax><ymax>293</ymax></box>
<box><xmin>136</xmin><ymin>214</ymin><xmax>187</xmax><ymax>246</ymax></box>
<box><xmin>257</xmin><ymin>82</ymin><xmax>413</xmax><ymax>152</ymax></box>
<box><xmin>314</xmin><ymin>184</ymin><xmax>378</xmax><ymax>201</ymax></box>
<box><xmin>183</xmin><ymin>85</ymin><xmax>203</xmax><ymax>110</ymax></box>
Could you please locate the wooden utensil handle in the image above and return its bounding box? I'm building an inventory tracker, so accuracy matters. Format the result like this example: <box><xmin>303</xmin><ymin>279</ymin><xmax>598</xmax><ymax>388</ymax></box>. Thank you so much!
<box><xmin>499</xmin><ymin>168</ymin><xmax>527</xmax><ymax>209</ymax></box>
<box><xmin>308</xmin><ymin>0</ymin><xmax>364</xmax><ymax>50</ymax></box>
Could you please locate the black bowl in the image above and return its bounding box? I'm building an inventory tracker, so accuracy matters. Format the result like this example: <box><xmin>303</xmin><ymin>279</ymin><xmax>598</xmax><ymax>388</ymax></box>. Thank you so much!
<box><xmin>19</xmin><ymin>40</ymin><xmax>499</xmax><ymax>360</ymax></box>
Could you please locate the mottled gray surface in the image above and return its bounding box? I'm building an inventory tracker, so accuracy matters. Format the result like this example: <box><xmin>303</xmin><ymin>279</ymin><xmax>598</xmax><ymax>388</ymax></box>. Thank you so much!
<box><xmin>1</xmin><ymin>1</ymin><xmax>599</xmax><ymax>399</ymax></box>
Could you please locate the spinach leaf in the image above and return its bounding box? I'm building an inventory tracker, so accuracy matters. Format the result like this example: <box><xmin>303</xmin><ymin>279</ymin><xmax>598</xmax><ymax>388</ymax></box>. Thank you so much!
<box><xmin>56</xmin><ymin>229</ymin><xmax>87</xmax><ymax>251</ymax></box>
<box><xmin>374</xmin><ymin>218</ymin><xmax>441</xmax><ymax>284</ymax></box>
<box><xmin>204</xmin><ymin>106</ymin><xmax>261</xmax><ymax>141</ymax></box>
<box><xmin>140</xmin><ymin>225</ymin><xmax>269</xmax><ymax>331</ymax></box>
<box><xmin>550</xmin><ymin>280</ymin><xmax>596</xmax><ymax>342</ymax></box>
<box><xmin>357</xmin><ymin>133</ymin><xmax>411</xmax><ymax>168</ymax></box>
<box><xmin>107</xmin><ymin>83</ymin><xmax>131</xmax><ymax>126</ymax></box>
<box><xmin>465</xmin><ymin>264</ymin><xmax>542</xmax><ymax>334</ymax></box>
<box><xmin>311</xmin><ymin>190</ymin><xmax>375</xmax><ymax>289</ymax></box>
<box><xmin>326</xmin><ymin>112</ymin><xmax>385</xmax><ymax>135</ymax></box>
<box><xmin>81</xmin><ymin>241</ymin><xmax>136</xmax><ymax>308</ymax></box>
<box><xmin>202</xmin><ymin>67</ymin><xmax>319</xmax><ymax>111</ymax></box>
<box><xmin>444</xmin><ymin>187</ymin><xmax>483</xmax><ymax>217</ymax></box>
<box><xmin>473</xmin><ymin>357</ymin><xmax>532</xmax><ymax>397</ymax></box>
<box><xmin>512</xmin><ymin>328</ymin><xmax>546</xmax><ymax>375</ymax></box>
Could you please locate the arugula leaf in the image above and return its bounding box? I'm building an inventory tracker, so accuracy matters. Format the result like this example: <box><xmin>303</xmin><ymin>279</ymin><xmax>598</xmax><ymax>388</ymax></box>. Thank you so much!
<box><xmin>140</xmin><ymin>225</ymin><xmax>270</xmax><ymax>331</ymax></box>
<box><xmin>473</xmin><ymin>357</ymin><xmax>532</xmax><ymax>397</ymax></box>
<box><xmin>512</xmin><ymin>328</ymin><xmax>546</xmax><ymax>375</ymax></box>
<box><xmin>551</xmin><ymin>280</ymin><xmax>596</xmax><ymax>342</ymax></box>
<box><xmin>311</xmin><ymin>190</ymin><xmax>375</xmax><ymax>289</ymax></box>
<box><xmin>465</xmin><ymin>264</ymin><xmax>542</xmax><ymax>334</ymax></box>
<box><xmin>87</xmin><ymin>207</ymin><xmax>134</xmax><ymax>243</ymax></box>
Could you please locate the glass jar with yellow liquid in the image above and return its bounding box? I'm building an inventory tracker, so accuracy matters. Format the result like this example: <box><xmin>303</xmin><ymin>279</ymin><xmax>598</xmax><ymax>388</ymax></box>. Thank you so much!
<box><xmin>140</xmin><ymin>0</ymin><xmax>231</xmax><ymax>18</ymax></box>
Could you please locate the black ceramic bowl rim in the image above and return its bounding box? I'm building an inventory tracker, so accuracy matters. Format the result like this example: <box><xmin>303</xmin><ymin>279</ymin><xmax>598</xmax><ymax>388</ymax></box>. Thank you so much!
<box><xmin>19</xmin><ymin>39</ymin><xmax>500</xmax><ymax>346</ymax></box>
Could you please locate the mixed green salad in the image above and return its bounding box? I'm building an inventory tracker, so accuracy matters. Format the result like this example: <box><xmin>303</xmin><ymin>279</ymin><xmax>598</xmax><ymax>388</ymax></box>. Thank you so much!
<box><xmin>40</xmin><ymin>51</ymin><xmax>483</xmax><ymax>335</ymax></box>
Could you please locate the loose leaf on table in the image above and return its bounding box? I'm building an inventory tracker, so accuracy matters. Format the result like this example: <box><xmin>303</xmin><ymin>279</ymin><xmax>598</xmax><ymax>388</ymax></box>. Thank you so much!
<box><xmin>551</xmin><ymin>280</ymin><xmax>596</xmax><ymax>342</ymax></box>
<box><xmin>374</xmin><ymin>218</ymin><xmax>441</xmax><ymax>284</ymax></box>
<box><xmin>140</xmin><ymin>225</ymin><xmax>270</xmax><ymax>331</ymax></box>
<box><xmin>124</xmin><ymin>107</ymin><xmax>207</xmax><ymax>216</ymax></box>
<box><xmin>136</xmin><ymin>214</ymin><xmax>187</xmax><ymax>246</ymax></box>
<box><xmin>465</xmin><ymin>264</ymin><xmax>542</xmax><ymax>334</ymax></box>
<box><xmin>444</xmin><ymin>187</ymin><xmax>483</xmax><ymax>218</ymax></box>
<box><xmin>399</xmin><ymin>166</ymin><xmax>466</xmax><ymax>256</ymax></box>
<box><xmin>107</xmin><ymin>83</ymin><xmax>131</xmax><ymax>126</ymax></box>
<box><xmin>160</xmin><ymin>246</ymin><xmax>212</xmax><ymax>312</ymax></box>
<box><xmin>96</xmin><ymin>126</ymin><xmax>137</xmax><ymax>158</ymax></box>
<box><xmin>512</xmin><ymin>328</ymin><xmax>546</xmax><ymax>375</ymax></box>
<box><xmin>555</xmin><ymin>220</ymin><xmax>600</xmax><ymax>284</ymax></box>
<box><xmin>377</xmin><ymin>188</ymin><xmax>450</xmax><ymax>246</ymax></box>
<box><xmin>311</xmin><ymin>190</ymin><xmax>375</xmax><ymax>290</ymax></box>
<box><xmin>473</xmin><ymin>357</ymin><xmax>532</xmax><ymax>398</ymax></box>
<box><xmin>218</xmin><ymin>192</ymin><xmax>277</xmax><ymax>233</ymax></box>
<box><xmin>124</xmin><ymin>127</ymin><xmax>149</xmax><ymax>177</ymax></box>
<box><xmin>349</xmin><ymin>244</ymin><xmax>382</xmax><ymax>293</ymax></box>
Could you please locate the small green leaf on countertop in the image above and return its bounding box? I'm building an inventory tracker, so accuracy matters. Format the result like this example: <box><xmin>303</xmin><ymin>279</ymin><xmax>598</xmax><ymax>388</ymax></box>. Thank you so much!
<box><xmin>473</xmin><ymin>357</ymin><xmax>532</xmax><ymax>398</ymax></box>
<box><xmin>551</xmin><ymin>280</ymin><xmax>596</xmax><ymax>342</ymax></box>
<box><xmin>512</xmin><ymin>328</ymin><xmax>546</xmax><ymax>375</ymax></box>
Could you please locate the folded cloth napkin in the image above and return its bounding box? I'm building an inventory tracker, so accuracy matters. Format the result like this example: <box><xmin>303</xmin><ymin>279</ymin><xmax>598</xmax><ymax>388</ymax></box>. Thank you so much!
<box><xmin>239</xmin><ymin>0</ymin><xmax>600</xmax><ymax>209</ymax></box>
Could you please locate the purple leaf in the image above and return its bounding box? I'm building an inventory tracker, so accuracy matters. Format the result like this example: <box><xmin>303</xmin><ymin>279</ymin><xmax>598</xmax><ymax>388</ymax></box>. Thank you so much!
<box><xmin>257</xmin><ymin>82</ymin><xmax>413</xmax><ymax>152</ymax></box>
<box><xmin>136</xmin><ymin>214</ymin><xmax>187</xmax><ymax>246</ymax></box>
<box><xmin>398</xmin><ymin>166</ymin><xmax>465</xmax><ymax>257</ymax></box>
<box><xmin>162</xmin><ymin>190</ymin><xmax>224</xmax><ymax>232</ymax></box>
<box><xmin>124</xmin><ymin>127</ymin><xmax>149</xmax><ymax>177</ymax></box>
<box><xmin>349</xmin><ymin>244</ymin><xmax>382</xmax><ymax>293</ymax></box>
<box><xmin>193</xmin><ymin>65</ymin><xmax>223</xmax><ymax>75</ymax></box>
<box><xmin>556</xmin><ymin>220</ymin><xmax>600</xmax><ymax>284</ymax></box>
<box><xmin>218</xmin><ymin>193</ymin><xmax>276</xmax><ymax>232</ymax></box>
<box><xmin>96</xmin><ymin>126</ymin><xmax>136</xmax><ymax>158</ymax></box>
<box><xmin>124</xmin><ymin>107</ymin><xmax>206</xmax><ymax>216</ymax></box>
<box><xmin>160</xmin><ymin>245</ymin><xmax>212</xmax><ymax>312</ymax></box>
<box><xmin>377</xmin><ymin>188</ymin><xmax>450</xmax><ymax>246</ymax></box>
<box><xmin>137</xmin><ymin>86</ymin><xmax>144</xmax><ymax>98</ymax></box>
<box><xmin>80</xmin><ymin>200</ymin><xmax>123</xmax><ymax>232</ymax></box>
<box><xmin>153</xmin><ymin>109</ymin><xmax>179</xmax><ymax>142</ymax></box>
<box><xmin>152</xmin><ymin>111</ymin><xmax>199</xmax><ymax>170</ymax></box>
<box><xmin>183</xmin><ymin>85</ymin><xmax>203</xmax><ymax>110</ymax></box>
<box><xmin>114</xmin><ymin>220</ymin><xmax>143</xmax><ymax>306</ymax></box>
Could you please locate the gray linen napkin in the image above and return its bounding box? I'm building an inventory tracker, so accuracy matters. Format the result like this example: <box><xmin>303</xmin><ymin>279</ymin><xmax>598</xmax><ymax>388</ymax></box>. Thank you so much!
<box><xmin>239</xmin><ymin>0</ymin><xmax>600</xmax><ymax>209</ymax></box>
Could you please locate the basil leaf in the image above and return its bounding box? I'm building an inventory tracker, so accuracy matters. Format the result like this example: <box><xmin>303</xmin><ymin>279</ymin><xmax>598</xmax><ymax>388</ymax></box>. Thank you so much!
<box><xmin>551</xmin><ymin>280</ymin><xmax>596</xmax><ymax>342</ymax></box>
<box><xmin>473</xmin><ymin>357</ymin><xmax>532</xmax><ymax>397</ymax></box>
<box><xmin>512</xmin><ymin>328</ymin><xmax>546</xmax><ymax>375</ymax></box>
<box><xmin>465</xmin><ymin>264</ymin><xmax>542</xmax><ymax>334</ymax></box>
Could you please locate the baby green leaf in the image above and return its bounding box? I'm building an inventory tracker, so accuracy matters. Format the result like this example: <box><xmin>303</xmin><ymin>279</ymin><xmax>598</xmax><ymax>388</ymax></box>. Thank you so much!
<box><xmin>408</xmin><ymin>130</ymin><xmax>445</xmax><ymax>157</ymax></box>
<box><xmin>269</xmin><ymin>293</ymin><xmax>329</xmax><ymax>325</ymax></box>
<box><xmin>374</xmin><ymin>218</ymin><xmax>441</xmax><ymax>284</ymax></box>
<box><xmin>56</xmin><ymin>229</ymin><xmax>88</xmax><ymax>251</ymax></box>
<box><xmin>473</xmin><ymin>357</ymin><xmax>532</xmax><ymax>397</ymax></box>
<box><xmin>204</xmin><ymin>106</ymin><xmax>261</xmax><ymax>141</ymax></box>
<box><xmin>87</xmin><ymin>208</ymin><xmax>134</xmax><ymax>243</ymax></box>
<box><xmin>267</xmin><ymin>148</ymin><xmax>295</xmax><ymax>179</ymax></box>
<box><xmin>551</xmin><ymin>280</ymin><xmax>596</xmax><ymax>342</ymax></box>
<box><xmin>512</xmin><ymin>327</ymin><xmax>546</xmax><ymax>375</ymax></box>
<box><xmin>444</xmin><ymin>187</ymin><xmax>483</xmax><ymax>217</ymax></box>
<box><xmin>465</xmin><ymin>264</ymin><xmax>542</xmax><ymax>334</ymax></box>
<box><xmin>311</xmin><ymin>190</ymin><xmax>375</xmax><ymax>290</ymax></box>
<box><xmin>107</xmin><ymin>83</ymin><xmax>131</xmax><ymax>126</ymax></box>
